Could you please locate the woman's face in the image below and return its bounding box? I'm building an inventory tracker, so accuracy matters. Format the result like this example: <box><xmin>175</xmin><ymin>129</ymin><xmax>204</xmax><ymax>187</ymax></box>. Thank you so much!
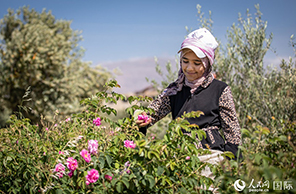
<box><xmin>181</xmin><ymin>50</ymin><xmax>205</xmax><ymax>81</ymax></box>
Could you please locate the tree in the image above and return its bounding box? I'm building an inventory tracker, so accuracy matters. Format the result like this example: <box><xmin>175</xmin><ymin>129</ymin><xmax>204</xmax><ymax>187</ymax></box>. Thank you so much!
<box><xmin>0</xmin><ymin>7</ymin><xmax>111</xmax><ymax>127</ymax></box>
<box><xmin>215</xmin><ymin>5</ymin><xmax>295</xmax><ymax>129</ymax></box>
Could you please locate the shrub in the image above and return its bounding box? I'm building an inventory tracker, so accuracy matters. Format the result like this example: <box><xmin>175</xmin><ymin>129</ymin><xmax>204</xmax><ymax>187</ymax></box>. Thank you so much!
<box><xmin>1</xmin><ymin>81</ymin><xmax>230</xmax><ymax>193</ymax></box>
<box><xmin>0</xmin><ymin>7</ymin><xmax>111</xmax><ymax>127</ymax></box>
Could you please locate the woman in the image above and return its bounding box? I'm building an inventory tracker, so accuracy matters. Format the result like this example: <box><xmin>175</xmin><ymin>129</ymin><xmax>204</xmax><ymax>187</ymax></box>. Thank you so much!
<box><xmin>136</xmin><ymin>28</ymin><xmax>241</xmax><ymax>159</ymax></box>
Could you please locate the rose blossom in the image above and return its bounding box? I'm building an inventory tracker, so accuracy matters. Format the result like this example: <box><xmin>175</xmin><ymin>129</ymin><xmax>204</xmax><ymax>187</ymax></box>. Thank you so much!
<box><xmin>68</xmin><ymin>170</ymin><xmax>74</xmax><ymax>178</ymax></box>
<box><xmin>54</xmin><ymin>163</ymin><xmax>65</xmax><ymax>178</ymax></box>
<box><xmin>104</xmin><ymin>174</ymin><xmax>113</xmax><ymax>181</ymax></box>
<box><xmin>124</xmin><ymin>140</ymin><xmax>136</xmax><ymax>149</ymax></box>
<box><xmin>86</xmin><ymin>169</ymin><xmax>99</xmax><ymax>185</ymax></box>
<box><xmin>66</xmin><ymin>157</ymin><xmax>78</xmax><ymax>171</ymax></box>
<box><xmin>88</xmin><ymin>139</ymin><xmax>98</xmax><ymax>155</ymax></box>
<box><xmin>138</xmin><ymin>114</ymin><xmax>149</xmax><ymax>123</ymax></box>
<box><xmin>80</xmin><ymin>149</ymin><xmax>91</xmax><ymax>163</ymax></box>
<box><xmin>93</xmin><ymin>117</ymin><xmax>101</xmax><ymax>126</ymax></box>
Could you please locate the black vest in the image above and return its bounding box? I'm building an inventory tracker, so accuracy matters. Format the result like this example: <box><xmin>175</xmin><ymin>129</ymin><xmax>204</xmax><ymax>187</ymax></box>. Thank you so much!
<box><xmin>169</xmin><ymin>79</ymin><xmax>228</xmax><ymax>129</ymax></box>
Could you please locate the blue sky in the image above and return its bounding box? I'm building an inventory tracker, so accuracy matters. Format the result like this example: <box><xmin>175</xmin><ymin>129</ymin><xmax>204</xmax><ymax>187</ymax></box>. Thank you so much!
<box><xmin>1</xmin><ymin>0</ymin><xmax>296</xmax><ymax>93</ymax></box>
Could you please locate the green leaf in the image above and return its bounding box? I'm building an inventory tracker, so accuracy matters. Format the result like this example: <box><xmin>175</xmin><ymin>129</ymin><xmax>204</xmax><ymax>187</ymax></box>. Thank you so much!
<box><xmin>116</xmin><ymin>181</ymin><xmax>124</xmax><ymax>193</ymax></box>
<box><xmin>6</xmin><ymin>156</ymin><xmax>12</xmax><ymax>161</ymax></box>
<box><xmin>222</xmin><ymin>151</ymin><xmax>235</xmax><ymax>160</ymax></box>
<box><xmin>241</xmin><ymin>128</ymin><xmax>251</xmax><ymax>138</ymax></box>
<box><xmin>157</xmin><ymin>166</ymin><xmax>165</xmax><ymax>176</ymax></box>
<box><xmin>121</xmin><ymin>177</ymin><xmax>130</xmax><ymax>189</ymax></box>
<box><xmin>137</xmin><ymin>139</ymin><xmax>146</xmax><ymax>147</ymax></box>
<box><xmin>164</xmin><ymin>134</ymin><xmax>169</xmax><ymax>142</ymax></box>
<box><xmin>98</xmin><ymin>156</ymin><xmax>105</xmax><ymax>169</ymax></box>
<box><xmin>176</xmin><ymin>125</ymin><xmax>183</xmax><ymax>136</ymax></box>
<box><xmin>133</xmin><ymin>109</ymin><xmax>143</xmax><ymax>121</ymax></box>
<box><xmin>105</xmin><ymin>154</ymin><xmax>112</xmax><ymax>167</ymax></box>
<box><xmin>169</xmin><ymin>161</ymin><xmax>175</xmax><ymax>171</ymax></box>
<box><xmin>148</xmin><ymin>150</ymin><xmax>160</xmax><ymax>160</ymax></box>
<box><xmin>196</xmin><ymin>130</ymin><xmax>206</xmax><ymax>141</ymax></box>
<box><xmin>128</xmin><ymin>96</ymin><xmax>135</xmax><ymax>104</ymax></box>
<box><xmin>146</xmin><ymin>175</ymin><xmax>156</xmax><ymax>189</ymax></box>
<box><xmin>255</xmin><ymin>154</ymin><xmax>262</xmax><ymax>164</ymax></box>
<box><xmin>93</xmin><ymin>157</ymin><xmax>97</xmax><ymax>168</ymax></box>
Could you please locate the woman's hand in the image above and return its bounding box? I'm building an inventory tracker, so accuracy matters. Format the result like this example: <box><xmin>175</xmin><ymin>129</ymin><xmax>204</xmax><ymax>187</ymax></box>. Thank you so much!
<box><xmin>135</xmin><ymin>112</ymin><xmax>152</xmax><ymax>127</ymax></box>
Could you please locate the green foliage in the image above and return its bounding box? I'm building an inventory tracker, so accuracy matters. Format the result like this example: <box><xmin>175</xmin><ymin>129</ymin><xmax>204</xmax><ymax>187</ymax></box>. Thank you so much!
<box><xmin>0</xmin><ymin>7</ymin><xmax>111</xmax><ymax>127</ymax></box>
<box><xmin>0</xmin><ymin>114</ymin><xmax>85</xmax><ymax>193</ymax></box>
<box><xmin>0</xmin><ymin>78</ymin><xmax>295</xmax><ymax>193</ymax></box>
<box><xmin>0</xmin><ymin>80</ymin><xmax>219</xmax><ymax>193</ymax></box>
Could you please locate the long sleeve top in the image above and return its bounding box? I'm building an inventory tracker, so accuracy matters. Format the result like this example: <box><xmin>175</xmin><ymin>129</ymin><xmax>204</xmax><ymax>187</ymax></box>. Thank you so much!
<box><xmin>140</xmin><ymin>74</ymin><xmax>241</xmax><ymax>157</ymax></box>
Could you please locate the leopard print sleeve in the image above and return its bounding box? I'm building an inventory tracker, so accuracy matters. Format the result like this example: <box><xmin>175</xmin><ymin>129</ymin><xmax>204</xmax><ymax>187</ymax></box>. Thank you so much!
<box><xmin>147</xmin><ymin>91</ymin><xmax>171</xmax><ymax>125</ymax></box>
<box><xmin>219</xmin><ymin>86</ymin><xmax>241</xmax><ymax>146</ymax></box>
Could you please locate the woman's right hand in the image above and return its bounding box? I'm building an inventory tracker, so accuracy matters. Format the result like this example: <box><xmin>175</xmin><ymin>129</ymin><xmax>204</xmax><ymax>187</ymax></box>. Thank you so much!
<box><xmin>135</xmin><ymin>112</ymin><xmax>152</xmax><ymax>127</ymax></box>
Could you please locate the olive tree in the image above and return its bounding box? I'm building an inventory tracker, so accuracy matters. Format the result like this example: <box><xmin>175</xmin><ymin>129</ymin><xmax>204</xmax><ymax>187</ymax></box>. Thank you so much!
<box><xmin>0</xmin><ymin>7</ymin><xmax>111</xmax><ymax>127</ymax></box>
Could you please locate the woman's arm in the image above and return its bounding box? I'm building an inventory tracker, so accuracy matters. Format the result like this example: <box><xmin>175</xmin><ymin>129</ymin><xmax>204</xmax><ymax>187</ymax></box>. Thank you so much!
<box><xmin>138</xmin><ymin>91</ymin><xmax>171</xmax><ymax>134</ymax></box>
<box><xmin>219</xmin><ymin>86</ymin><xmax>241</xmax><ymax>158</ymax></box>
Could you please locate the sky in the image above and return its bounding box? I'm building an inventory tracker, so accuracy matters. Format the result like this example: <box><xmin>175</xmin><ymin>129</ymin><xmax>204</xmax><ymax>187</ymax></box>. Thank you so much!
<box><xmin>1</xmin><ymin>0</ymin><xmax>296</xmax><ymax>93</ymax></box>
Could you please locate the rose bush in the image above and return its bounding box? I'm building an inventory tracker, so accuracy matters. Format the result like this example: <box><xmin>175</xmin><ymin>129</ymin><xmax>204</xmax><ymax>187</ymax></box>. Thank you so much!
<box><xmin>0</xmin><ymin>80</ymin><xmax>295</xmax><ymax>194</ymax></box>
<box><xmin>44</xmin><ymin>81</ymin><xmax>219</xmax><ymax>193</ymax></box>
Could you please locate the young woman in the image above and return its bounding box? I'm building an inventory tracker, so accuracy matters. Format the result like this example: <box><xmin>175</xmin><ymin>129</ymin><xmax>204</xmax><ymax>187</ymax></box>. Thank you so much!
<box><xmin>136</xmin><ymin>28</ymin><xmax>241</xmax><ymax>159</ymax></box>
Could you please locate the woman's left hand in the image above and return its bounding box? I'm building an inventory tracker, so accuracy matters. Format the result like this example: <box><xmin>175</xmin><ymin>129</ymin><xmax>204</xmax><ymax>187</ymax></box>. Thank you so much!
<box><xmin>135</xmin><ymin>112</ymin><xmax>152</xmax><ymax>127</ymax></box>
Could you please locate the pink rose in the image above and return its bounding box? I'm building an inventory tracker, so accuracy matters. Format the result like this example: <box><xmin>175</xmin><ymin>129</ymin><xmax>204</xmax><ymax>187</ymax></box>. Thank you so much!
<box><xmin>54</xmin><ymin>163</ymin><xmax>65</xmax><ymax>178</ymax></box>
<box><xmin>86</xmin><ymin>169</ymin><xmax>99</xmax><ymax>185</ymax></box>
<box><xmin>93</xmin><ymin>117</ymin><xmax>101</xmax><ymax>126</ymax></box>
<box><xmin>104</xmin><ymin>174</ymin><xmax>113</xmax><ymax>181</ymax></box>
<box><xmin>88</xmin><ymin>140</ymin><xmax>98</xmax><ymax>155</ymax></box>
<box><xmin>80</xmin><ymin>149</ymin><xmax>91</xmax><ymax>163</ymax></box>
<box><xmin>68</xmin><ymin>170</ymin><xmax>74</xmax><ymax>178</ymax></box>
<box><xmin>138</xmin><ymin>114</ymin><xmax>149</xmax><ymax>123</ymax></box>
<box><xmin>66</xmin><ymin>157</ymin><xmax>78</xmax><ymax>171</ymax></box>
<box><xmin>124</xmin><ymin>140</ymin><xmax>136</xmax><ymax>149</ymax></box>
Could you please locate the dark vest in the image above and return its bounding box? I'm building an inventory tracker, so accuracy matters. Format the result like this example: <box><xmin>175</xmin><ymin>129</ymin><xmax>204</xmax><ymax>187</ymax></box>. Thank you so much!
<box><xmin>169</xmin><ymin>79</ymin><xmax>228</xmax><ymax>128</ymax></box>
<box><xmin>169</xmin><ymin>79</ymin><xmax>228</xmax><ymax>150</ymax></box>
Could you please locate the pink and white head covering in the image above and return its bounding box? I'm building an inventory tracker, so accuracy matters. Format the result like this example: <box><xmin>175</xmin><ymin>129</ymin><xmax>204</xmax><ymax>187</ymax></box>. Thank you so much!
<box><xmin>178</xmin><ymin>28</ymin><xmax>218</xmax><ymax>66</ymax></box>
<box><xmin>163</xmin><ymin>28</ymin><xmax>218</xmax><ymax>96</ymax></box>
